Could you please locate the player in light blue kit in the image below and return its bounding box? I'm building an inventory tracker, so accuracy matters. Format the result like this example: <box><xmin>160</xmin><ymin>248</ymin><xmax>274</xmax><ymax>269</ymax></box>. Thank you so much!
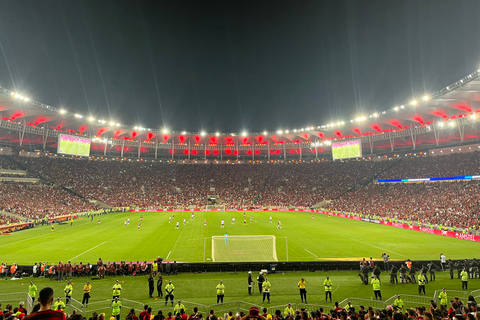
<box><xmin>224</xmin><ymin>233</ymin><xmax>229</xmax><ymax>245</ymax></box>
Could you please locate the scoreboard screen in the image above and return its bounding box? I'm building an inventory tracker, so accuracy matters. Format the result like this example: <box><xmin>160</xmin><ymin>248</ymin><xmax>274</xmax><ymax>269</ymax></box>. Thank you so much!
<box><xmin>57</xmin><ymin>134</ymin><xmax>91</xmax><ymax>157</ymax></box>
<box><xmin>332</xmin><ymin>140</ymin><xmax>362</xmax><ymax>160</ymax></box>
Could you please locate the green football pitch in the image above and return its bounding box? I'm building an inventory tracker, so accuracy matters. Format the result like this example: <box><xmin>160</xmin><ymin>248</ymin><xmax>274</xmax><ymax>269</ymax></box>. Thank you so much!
<box><xmin>1</xmin><ymin>211</ymin><xmax>479</xmax><ymax>264</ymax></box>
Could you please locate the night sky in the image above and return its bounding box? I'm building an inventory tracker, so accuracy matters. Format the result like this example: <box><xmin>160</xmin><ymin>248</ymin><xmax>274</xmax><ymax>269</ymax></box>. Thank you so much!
<box><xmin>0</xmin><ymin>0</ymin><xmax>479</xmax><ymax>133</ymax></box>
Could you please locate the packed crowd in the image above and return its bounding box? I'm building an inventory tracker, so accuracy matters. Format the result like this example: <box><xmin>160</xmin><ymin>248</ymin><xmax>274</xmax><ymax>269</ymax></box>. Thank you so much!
<box><xmin>327</xmin><ymin>181</ymin><xmax>480</xmax><ymax>229</ymax></box>
<box><xmin>0</xmin><ymin>184</ymin><xmax>100</xmax><ymax>221</ymax></box>
<box><xmin>13</xmin><ymin>156</ymin><xmax>391</xmax><ymax>210</ymax></box>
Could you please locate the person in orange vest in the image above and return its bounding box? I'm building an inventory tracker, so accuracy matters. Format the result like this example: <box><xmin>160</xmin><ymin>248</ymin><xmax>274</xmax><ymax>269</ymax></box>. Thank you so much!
<box><xmin>10</xmin><ymin>264</ymin><xmax>17</xmax><ymax>277</ymax></box>
<box><xmin>40</xmin><ymin>263</ymin><xmax>46</xmax><ymax>277</ymax></box>
<box><xmin>48</xmin><ymin>263</ymin><xmax>55</xmax><ymax>281</ymax></box>
<box><xmin>0</xmin><ymin>263</ymin><xmax>4</xmax><ymax>278</ymax></box>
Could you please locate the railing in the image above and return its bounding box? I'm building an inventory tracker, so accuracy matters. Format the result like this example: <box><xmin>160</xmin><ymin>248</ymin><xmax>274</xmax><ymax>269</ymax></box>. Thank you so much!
<box><xmin>384</xmin><ymin>294</ymin><xmax>433</xmax><ymax>309</ymax></box>
<box><xmin>433</xmin><ymin>289</ymin><xmax>469</xmax><ymax>304</ymax></box>
<box><xmin>339</xmin><ymin>297</ymin><xmax>384</xmax><ymax>310</ymax></box>
<box><xmin>0</xmin><ymin>292</ymin><xmax>32</xmax><ymax>314</ymax></box>
<box><xmin>297</xmin><ymin>303</ymin><xmax>333</xmax><ymax>312</ymax></box>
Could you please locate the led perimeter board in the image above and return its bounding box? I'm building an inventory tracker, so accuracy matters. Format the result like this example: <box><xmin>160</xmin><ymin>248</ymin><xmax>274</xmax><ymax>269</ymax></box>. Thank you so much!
<box><xmin>332</xmin><ymin>139</ymin><xmax>362</xmax><ymax>160</ymax></box>
<box><xmin>57</xmin><ymin>134</ymin><xmax>91</xmax><ymax>157</ymax></box>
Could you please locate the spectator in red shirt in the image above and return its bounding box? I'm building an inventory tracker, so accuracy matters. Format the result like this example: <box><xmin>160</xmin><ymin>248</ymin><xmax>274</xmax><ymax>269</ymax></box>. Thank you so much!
<box><xmin>24</xmin><ymin>287</ymin><xmax>66</xmax><ymax>320</ymax></box>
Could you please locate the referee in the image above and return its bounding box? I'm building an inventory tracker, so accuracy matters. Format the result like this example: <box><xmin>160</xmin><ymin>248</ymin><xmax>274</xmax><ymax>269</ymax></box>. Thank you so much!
<box><xmin>298</xmin><ymin>278</ymin><xmax>307</xmax><ymax>304</ymax></box>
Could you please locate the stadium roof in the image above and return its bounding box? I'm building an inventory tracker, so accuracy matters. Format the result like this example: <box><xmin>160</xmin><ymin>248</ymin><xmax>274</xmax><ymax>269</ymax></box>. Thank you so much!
<box><xmin>1</xmin><ymin>67</ymin><xmax>480</xmax><ymax>154</ymax></box>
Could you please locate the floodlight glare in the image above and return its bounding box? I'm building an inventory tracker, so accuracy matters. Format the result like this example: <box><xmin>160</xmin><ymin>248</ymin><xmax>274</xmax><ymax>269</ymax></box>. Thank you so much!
<box><xmin>285</xmin><ymin>130</ymin><xmax>289</xmax><ymax>133</ymax></box>
<box><xmin>471</xmin><ymin>114</ymin><xmax>476</xmax><ymax>119</ymax></box>
<box><xmin>60</xmin><ymin>109</ymin><xmax>66</xmax><ymax>114</ymax></box>
<box><xmin>10</xmin><ymin>92</ymin><xmax>14</xmax><ymax>96</ymax></box>
<box><xmin>201</xmin><ymin>131</ymin><xmax>206</xmax><ymax>136</ymax></box>
<box><xmin>25</xmin><ymin>98</ymin><xmax>29</xmax><ymax>102</ymax></box>
<box><xmin>109</xmin><ymin>122</ymin><xmax>114</xmax><ymax>126</ymax></box>
<box><xmin>263</xmin><ymin>131</ymin><xmax>267</xmax><ymax>135</ymax></box>
<box><xmin>242</xmin><ymin>131</ymin><xmax>247</xmax><ymax>137</ymax></box>
<box><xmin>215</xmin><ymin>132</ymin><xmax>220</xmax><ymax>136</ymax></box>
<box><xmin>162</xmin><ymin>129</ymin><xmax>168</xmax><ymax>134</ymax></box>
<box><xmin>277</xmin><ymin>130</ymin><xmax>283</xmax><ymax>134</ymax></box>
<box><xmin>75</xmin><ymin>114</ymin><xmax>83</xmax><ymax>118</ymax></box>
<box><xmin>182</xmin><ymin>131</ymin><xmax>186</xmax><ymax>135</ymax></box>
<box><xmin>423</xmin><ymin>95</ymin><xmax>429</xmax><ymax>101</ymax></box>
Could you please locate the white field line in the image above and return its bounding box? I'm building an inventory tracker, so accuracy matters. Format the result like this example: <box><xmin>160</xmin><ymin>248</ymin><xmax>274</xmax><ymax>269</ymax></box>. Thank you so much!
<box><xmin>304</xmin><ymin>249</ymin><xmax>318</xmax><ymax>258</ymax></box>
<box><xmin>69</xmin><ymin>241</ymin><xmax>108</xmax><ymax>261</ymax></box>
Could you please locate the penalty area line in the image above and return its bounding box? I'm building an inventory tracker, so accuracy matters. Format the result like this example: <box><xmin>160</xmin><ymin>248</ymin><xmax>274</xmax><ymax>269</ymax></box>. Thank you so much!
<box><xmin>69</xmin><ymin>241</ymin><xmax>107</xmax><ymax>261</ymax></box>
<box><xmin>350</xmin><ymin>239</ymin><xmax>404</xmax><ymax>257</ymax></box>
<box><xmin>304</xmin><ymin>249</ymin><xmax>318</xmax><ymax>258</ymax></box>
<box><xmin>166</xmin><ymin>251</ymin><xmax>172</xmax><ymax>260</ymax></box>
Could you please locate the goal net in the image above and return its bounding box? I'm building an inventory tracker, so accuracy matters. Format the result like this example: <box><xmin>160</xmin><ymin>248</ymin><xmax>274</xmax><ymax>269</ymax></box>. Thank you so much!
<box><xmin>211</xmin><ymin>235</ymin><xmax>278</xmax><ymax>262</ymax></box>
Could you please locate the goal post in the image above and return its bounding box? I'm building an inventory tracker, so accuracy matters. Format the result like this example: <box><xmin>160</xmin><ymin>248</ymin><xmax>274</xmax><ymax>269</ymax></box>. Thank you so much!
<box><xmin>211</xmin><ymin>235</ymin><xmax>278</xmax><ymax>262</ymax></box>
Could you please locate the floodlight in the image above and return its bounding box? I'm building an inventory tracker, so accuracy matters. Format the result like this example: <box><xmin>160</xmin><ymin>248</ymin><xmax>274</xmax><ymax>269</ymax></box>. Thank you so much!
<box><xmin>182</xmin><ymin>131</ymin><xmax>186</xmax><ymax>135</ymax></box>
<box><xmin>201</xmin><ymin>131</ymin><xmax>206</xmax><ymax>136</ymax></box>
<box><xmin>277</xmin><ymin>130</ymin><xmax>283</xmax><ymax>134</ymax></box>
<box><xmin>242</xmin><ymin>131</ymin><xmax>247</xmax><ymax>136</ymax></box>
<box><xmin>162</xmin><ymin>129</ymin><xmax>168</xmax><ymax>134</ymax></box>
<box><xmin>25</xmin><ymin>98</ymin><xmax>29</xmax><ymax>102</ymax></box>
<box><xmin>60</xmin><ymin>109</ymin><xmax>66</xmax><ymax>114</ymax></box>
<box><xmin>109</xmin><ymin>122</ymin><xmax>115</xmax><ymax>126</ymax></box>
<box><xmin>216</xmin><ymin>132</ymin><xmax>220</xmax><ymax>136</ymax></box>
<box><xmin>423</xmin><ymin>95</ymin><xmax>429</xmax><ymax>101</ymax></box>
<box><xmin>263</xmin><ymin>131</ymin><xmax>267</xmax><ymax>135</ymax></box>
<box><xmin>285</xmin><ymin>130</ymin><xmax>289</xmax><ymax>133</ymax></box>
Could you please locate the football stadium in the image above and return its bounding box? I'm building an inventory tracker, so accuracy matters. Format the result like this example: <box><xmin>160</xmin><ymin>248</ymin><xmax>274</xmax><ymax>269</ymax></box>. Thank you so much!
<box><xmin>1</xmin><ymin>2</ymin><xmax>480</xmax><ymax>320</ymax></box>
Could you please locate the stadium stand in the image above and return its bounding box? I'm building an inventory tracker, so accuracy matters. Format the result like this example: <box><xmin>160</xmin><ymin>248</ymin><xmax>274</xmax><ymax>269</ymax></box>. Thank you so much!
<box><xmin>0</xmin><ymin>152</ymin><xmax>479</xmax><ymax>230</ymax></box>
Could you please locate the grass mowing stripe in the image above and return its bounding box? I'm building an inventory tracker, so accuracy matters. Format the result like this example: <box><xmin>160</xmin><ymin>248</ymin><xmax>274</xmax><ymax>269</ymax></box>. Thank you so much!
<box><xmin>350</xmin><ymin>238</ymin><xmax>404</xmax><ymax>257</ymax></box>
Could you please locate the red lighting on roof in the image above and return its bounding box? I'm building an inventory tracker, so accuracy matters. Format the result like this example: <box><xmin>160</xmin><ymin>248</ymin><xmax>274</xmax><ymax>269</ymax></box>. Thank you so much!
<box><xmin>213</xmin><ymin>150</ymin><xmax>219</xmax><ymax>155</ymax></box>
<box><xmin>194</xmin><ymin>136</ymin><xmax>200</xmax><ymax>143</ymax></box>
<box><xmin>34</xmin><ymin>116</ymin><xmax>50</xmax><ymax>125</ymax></box>
<box><xmin>412</xmin><ymin>115</ymin><xmax>424</xmax><ymax>124</ymax></box>
<box><xmin>131</xmin><ymin>131</ymin><xmax>138</xmax><ymax>138</ymax></box>
<box><xmin>183</xmin><ymin>149</ymin><xmax>189</xmax><ymax>155</ymax></box>
<box><xmin>388</xmin><ymin>119</ymin><xmax>402</xmax><ymax>128</ymax></box>
<box><xmin>247</xmin><ymin>150</ymin><xmax>252</xmax><ymax>155</ymax></box>
<box><xmin>334</xmin><ymin>130</ymin><xmax>342</xmax><ymax>138</ymax></box>
<box><xmin>79</xmin><ymin>125</ymin><xmax>87</xmax><ymax>133</ymax></box>
<box><xmin>192</xmin><ymin>150</ymin><xmax>197</xmax><ymax>155</ymax></box>
<box><xmin>225</xmin><ymin>149</ymin><xmax>232</xmax><ymax>155</ymax></box>
<box><xmin>163</xmin><ymin>135</ymin><xmax>169</xmax><ymax>142</ymax></box>
<box><xmin>257</xmin><ymin>136</ymin><xmax>264</xmax><ymax>143</ymax></box>
<box><xmin>226</xmin><ymin>137</ymin><xmax>233</xmax><ymax>144</ymax></box>
<box><xmin>205</xmin><ymin>150</ymin><xmax>210</xmax><ymax>155</ymax></box>
<box><xmin>353</xmin><ymin>127</ymin><xmax>362</xmax><ymax>135</ymax></box>
<box><xmin>455</xmin><ymin>105</ymin><xmax>472</xmax><ymax>112</ymax></box>
<box><xmin>234</xmin><ymin>150</ymin><xmax>239</xmax><ymax>155</ymax></box>
<box><xmin>114</xmin><ymin>130</ymin><xmax>122</xmax><ymax>138</ymax></box>
<box><xmin>11</xmin><ymin>112</ymin><xmax>24</xmax><ymax>120</ymax></box>
<box><xmin>301</xmin><ymin>133</ymin><xmax>308</xmax><ymax>140</ymax></box>
<box><xmin>371</xmin><ymin>124</ymin><xmax>381</xmax><ymax>132</ymax></box>
<box><xmin>255</xmin><ymin>150</ymin><xmax>260</xmax><ymax>155</ymax></box>
<box><xmin>431</xmin><ymin>111</ymin><xmax>448</xmax><ymax>119</ymax></box>
<box><xmin>146</xmin><ymin>132</ymin><xmax>154</xmax><ymax>140</ymax></box>
<box><xmin>179</xmin><ymin>135</ymin><xmax>185</xmax><ymax>143</ymax></box>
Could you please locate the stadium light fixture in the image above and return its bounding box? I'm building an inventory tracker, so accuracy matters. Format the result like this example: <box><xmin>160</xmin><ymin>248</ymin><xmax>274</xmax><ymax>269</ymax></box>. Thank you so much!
<box><xmin>471</xmin><ymin>114</ymin><xmax>476</xmax><ymax>119</ymax></box>
<box><xmin>373</xmin><ymin>113</ymin><xmax>379</xmax><ymax>118</ymax></box>
<box><xmin>116</xmin><ymin>123</ymin><xmax>120</xmax><ymax>127</ymax></box>
<box><xmin>449</xmin><ymin>121</ymin><xmax>455</xmax><ymax>127</ymax></box>
<box><xmin>285</xmin><ymin>130</ymin><xmax>289</xmax><ymax>133</ymax></box>
<box><xmin>439</xmin><ymin>122</ymin><xmax>444</xmax><ymax>127</ymax></box>
<box><xmin>423</xmin><ymin>95</ymin><xmax>429</xmax><ymax>101</ymax></box>
<box><xmin>411</xmin><ymin>100</ymin><xmax>417</xmax><ymax>106</ymax></box>
<box><xmin>15</xmin><ymin>93</ymin><xmax>20</xmax><ymax>98</ymax></box>
<box><xmin>162</xmin><ymin>129</ymin><xmax>168</xmax><ymax>134</ymax></box>
<box><xmin>182</xmin><ymin>131</ymin><xmax>186</xmax><ymax>135</ymax></box>
<box><xmin>201</xmin><ymin>131</ymin><xmax>206</xmax><ymax>136</ymax></box>
<box><xmin>60</xmin><ymin>109</ymin><xmax>66</xmax><ymax>114</ymax></box>
<box><xmin>263</xmin><ymin>131</ymin><xmax>268</xmax><ymax>135</ymax></box>
<box><xmin>277</xmin><ymin>130</ymin><xmax>283</xmax><ymax>134</ymax></box>
<box><xmin>25</xmin><ymin>97</ymin><xmax>29</xmax><ymax>102</ymax></box>
<box><xmin>10</xmin><ymin>92</ymin><xmax>14</xmax><ymax>96</ymax></box>
<box><xmin>216</xmin><ymin>132</ymin><xmax>220</xmax><ymax>137</ymax></box>
<box><xmin>101</xmin><ymin>120</ymin><xmax>106</xmax><ymax>124</ymax></box>
<box><xmin>109</xmin><ymin>122</ymin><xmax>115</xmax><ymax>126</ymax></box>
<box><xmin>75</xmin><ymin>114</ymin><xmax>83</xmax><ymax>119</ymax></box>
<box><xmin>242</xmin><ymin>131</ymin><xmax>247</xmax><ymax>137</ymax></box>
